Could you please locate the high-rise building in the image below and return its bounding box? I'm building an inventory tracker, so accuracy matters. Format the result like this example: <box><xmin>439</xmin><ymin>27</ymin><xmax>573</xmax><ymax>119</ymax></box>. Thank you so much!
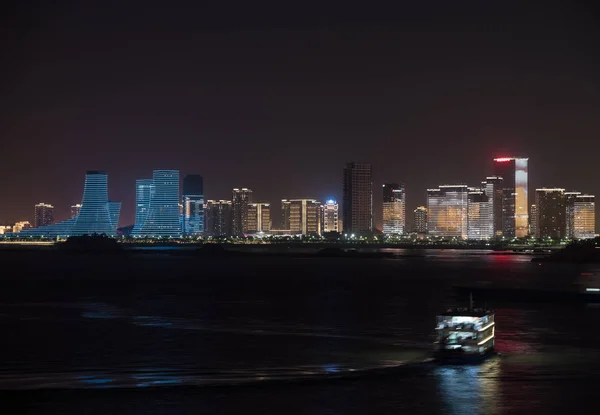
<box><xmin>281</xmin><ymin>199</ymin><xmax>291</xmax><ymax>230</ymax></box>
<box><xmin>282</xmin><ymin>199</ymin><xmax>321</xmax><ymax>235</ymax></box>
<box><xmin>182</xmin><ymin>174</ymin><xmax>204</xmax><ymax>236</ymax></box>
<box><xmin>427</xmin><ymin>185</ymin><xmax>469</xmax><ymax>239</ymax></box>
<box><xmin>573</xmin><ymin>195</ymin><xmax>595</xmax><ymax>239</ymax></box>
<box><xmin>321</xmin><ymin>199</ymin><xmax>339</xmax><ymax>233</ymax></box>
<box><xmin>382</xmin><ymin>183</ymin><xmax>406</xmax><ymax>235</ymax></box>
<box><xmin>70</xmin><ymin>204</ymin><xmax>82</xmax><ymax>219</ymax></box>
<box><xmin>132</xmin><ymin>170</ymin><xmax>181</xmax><ymax>238</ymax></box>
<box><xmin>16</xmin><ymin>171</ymin><xmax>120</xmax><ymax>238</ymax></box>
<box><xmin>414</xmin><ymin>206</ymin><xmax>428</xmax><ymax>233</ymax></box>
<box><xmin>493</xmin><ymin>157</ymin><xmax>529</xmax><ymax>238</ymax></box>
<box><xmin>565</xmin><ymin>192</ymin><xmax>582</xmax><ymax>239</ymax></box>
<box><xmin>467</xmin><ymin>189</ymin><xmax>493</xmax><ymax>240</ymax></box>
<box><xmin>535</xmin><ymin>188</ymin><xmax>566</xmax><ymax>240</ymax></box>
<box><xmin>34</xmin><ymin>203</ymin><xmax>54</xmax><ymax>228</ymax></box>
<box><xmin>205</xmin><ymin>200</ymin><xmax>233</xmax><ymax>237</ymax></box>
<box><xmin>232</xmin><ymin>188</ymin><xmax>252</xmax><ymax>236</ymax></box>
<box><xmin>530</xmin><ymin>204</ymin><xmax>538</xmax><ymax>238</ymax></box>
<box><xmin>343</xmin><ymin>162</ymin><xmax>373</xmax><ymax>234</ymax></box>
<box><xmin>483</xmin><ymin>176</ymin><xmax>504</xmax><ymax>237</ymax></box>
<box><xmin>13</xmin><ymin>221</ymin><xmax>31</xmax><ymax>233</ymax></box>
<box><xmin>247</xmin><ymin>203</ymin><xmax>271</xmax><ymax>233</ymax></box>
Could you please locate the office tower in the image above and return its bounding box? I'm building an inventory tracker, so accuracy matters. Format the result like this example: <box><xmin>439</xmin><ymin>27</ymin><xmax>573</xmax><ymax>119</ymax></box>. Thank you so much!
<box><xmin>493</xmin><ymin>157</ymin><xmax>529</xmax><ymax>238</ymax></box>
<box><xmin>232</xmin><ymin>188</ymin><xmax>252</xmax><ymax>236</ymax></box>
<box><xmin>70</xmin><ymin>204</ymin><xmax>81</xmax><ymax>218</ymax></box>
<box><xmin>467</xmin><ymin>189</ymin><xmax>493</xmax><ymax>240</ymax></box>
<box><xmin>382</xmin><ymin>183</ymin><xmax>406</xmax><ymax>235</ymax></box>
<box><xmin>205</xmin><ymin>200</ymin><xmax>232</xmax><ymax>237</ymax></box>
<box><xmin>342</xmin><ymin>162</ymin><xmax>373</xmax><ymax>234</ymax></box>
<box><xmin>414</xmin><ymin>206</ymin><xmax>428</xmax><ymax>233</ymax></box>
<box><xmin>247</xmin><ymin>203</ymin><xmax>271</xmax><ymax>233</ymax></box>
<box><xmin>530</xmin><ymin>204</ymin><xmax>538</xmax><ymax>238</ymax></box>
<box><xmin>427</xmin><ymin>185</ymin><xmax>469</xmax><ymax>239</ymax></box>
<box><xmin>565</xmin><ymin>192</ymin><xmax>582</xmax><ymax>239</ymax></box>
<box><xmin>535</xmin><ymin>188</ymin><xmax>566</xmax><ymax>240</ymax></box>
<box><xmin>281</xmin><ymin>199</ymin><xmax>291</xmax><ymax>230</ymax></box>
<box><xmin>17</xmin><ymin>171</ymin><xmax>120</xmax><ymax>238</ymax></box>
<box><xmin>573</xmin><ymin>195</ymin><xmax>595</xmax><ymax>239</ymax></box>
<box><xmin>133</xmin><ymin>170</ymin><xmax>181</xmax><ymax>238</ymax></box>
<box><xmin>182</xmin><ymin>174</ymin><xmax>204</xmax><ymax>236</ymax></box>
<box><xmin>34</xmin><ymin>203</ymin><xmax>54</xmax><ymax>228</ymax></box>
<box><xmin>282</xmin><ymin>199</ymin><xmax>321</xmax><ymax>235</ymax></box>
<box><xmin>483</xmin><ymin>176</ymin><xmax>504</xmax><ymax>237</ymax></box>
<box><xmin>321</xmin><ymin>199</ymin><xmax>339</xmax><ymax>233</ymax></box>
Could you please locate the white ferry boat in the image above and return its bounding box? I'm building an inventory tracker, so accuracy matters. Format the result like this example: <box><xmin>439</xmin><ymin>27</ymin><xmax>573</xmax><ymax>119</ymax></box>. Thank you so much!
<box><xmin>434</xmin><ymin>298</ymin><xmax>495</xmax><ymax>362</ymax></box>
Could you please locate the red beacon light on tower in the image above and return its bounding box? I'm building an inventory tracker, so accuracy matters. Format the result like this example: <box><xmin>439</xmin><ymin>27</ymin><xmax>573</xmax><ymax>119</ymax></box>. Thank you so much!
<box><xmin>494</xmin><ymin>157</ymin><xmax>513</xmax><ymax>162</ymax></box>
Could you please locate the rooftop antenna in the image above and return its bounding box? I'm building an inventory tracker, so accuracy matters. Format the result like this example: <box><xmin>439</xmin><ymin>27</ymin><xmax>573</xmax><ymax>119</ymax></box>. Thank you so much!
<box><xmin>469</xmin><ymin>292</ymin><xmax>474</xmax><ymax>312</ymax></box>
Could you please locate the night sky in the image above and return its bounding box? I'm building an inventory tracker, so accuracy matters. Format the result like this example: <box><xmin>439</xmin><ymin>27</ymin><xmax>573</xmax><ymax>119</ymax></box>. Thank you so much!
<box><xmin>2</xmin><ymin>1</ymin><xmax>600</xmax><ymax>228</ymax></box>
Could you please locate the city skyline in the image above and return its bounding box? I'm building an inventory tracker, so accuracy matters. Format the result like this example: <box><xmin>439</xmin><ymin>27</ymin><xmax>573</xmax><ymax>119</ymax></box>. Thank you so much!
<box><xmin>2</xmin><ymin>2</ymin><xmax>600</xmax><ymax>228</ymax></box>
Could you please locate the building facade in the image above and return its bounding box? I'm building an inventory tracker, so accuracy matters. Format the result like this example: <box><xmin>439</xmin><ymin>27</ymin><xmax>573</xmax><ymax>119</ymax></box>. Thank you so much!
<box><xmin>535</xmin><ymin>188</ymin><xmax>566</xmax><ymax>240</ymax></box>
<box><xmin>427</xmin><ymin>185</ymin><xmax>469</xmax><ymax>239</ymax></box>
<box><xmin>573</xmin><ymin>195</ymin><xmax>595</xmax><ymax>239</ymax></box>
<box><xmin>70</xmin><ymin>204</ymin><xmax>81</xmax><ymax>219</ymax></box>
<box><xmin>530</xmin><ymin>204</ymin><xmax>538</xmax><ymax>238</ymax></box>
<box><xmin>467</xmin><ymin>189</ymin><xmax>493</xmax><ymax>240</ymax></box>
<box><xmin>342</xmin><ymin>162</ymin><xmax>373</xmax><ymax>234</ymax></box>
<box><xmin>34</xmin><ymin>203</ymin><xmax>54</xmax><ymax>228</ymax></box>
<box><xmin>483</xmin><ymin>176</ymin><xmax>504</xmax><ymax>237</ymax></box>
<box><xmin>205</xmin><ymin>200</ymin><xmax>233</xmax><ymax>237</ymax></box>
<box><xmin>232</xmin><ymin>188</ymin><xmax>252</xmax><ymax>236</ymax></box>
<box><xmin>247</xmin><ymin>203</ymin><xmax>271</xmax><ymax>233</ymax></box>
<box><xmin>382</xmin><ymin>183</ymin><xmax>406</xmax><ymax>235</ymax></box>
<box><xmin>414</xmin><ymin>206</ymin><xmax>427</xmax><ymax>233</ymax></box>
<box><xmin>182</xmin><ymin>174</ymin><xmax>204</xmax><ymax>236</ymax></box>
<box><xmin>493</xmin><ymin>158</ymin><xmax>529</xmax><ymax>238</ymax></box>
<box><xmin>321</xmin><ymin>200</ymin><xmax>339</xmax><ymax>233</ymax></box>
<box><xmin>132</xmin><ymin>170</ymin><xmax>180</xmax><ymax>238</ymax></box>
<box><xmin>282</xmin><ymin>199</ymin><xmax>321</xmax><ymax>235</ymax></box>
<box><xmin>565</xmin><ymin>192</ymin><xmax>582</xmax><ymax>239</ymax></box>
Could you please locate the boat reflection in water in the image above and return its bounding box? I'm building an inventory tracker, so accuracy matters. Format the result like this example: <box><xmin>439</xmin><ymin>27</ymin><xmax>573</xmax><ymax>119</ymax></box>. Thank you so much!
<box><xmin>435</xmin><ymin>360</ymin><xmax>501</xmax><ymax>415</ymax></box>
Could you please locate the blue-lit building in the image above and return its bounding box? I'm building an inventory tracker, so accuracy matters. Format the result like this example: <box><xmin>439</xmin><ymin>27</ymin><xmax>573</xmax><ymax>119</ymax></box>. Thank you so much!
<box><xmin>132</xmin><ymin>170</ymin><xmax>181</xmax><ymax>238</ymax></box>
<box><xmin>11</xmin><ymin>171</ymin><xmax>120</xmax><ymax>238</ymax></box>
<box><xmin>182</xmin><ymin>174</ymin><xmax>204</xmax><ymax>236</ymax></box>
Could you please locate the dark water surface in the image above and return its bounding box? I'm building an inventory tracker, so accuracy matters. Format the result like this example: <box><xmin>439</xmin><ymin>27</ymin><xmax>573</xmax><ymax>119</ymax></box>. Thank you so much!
<box><xmin>2</xmin><ymin>249</ymin><xmax>600</xmax><ymax>414</ymax></box>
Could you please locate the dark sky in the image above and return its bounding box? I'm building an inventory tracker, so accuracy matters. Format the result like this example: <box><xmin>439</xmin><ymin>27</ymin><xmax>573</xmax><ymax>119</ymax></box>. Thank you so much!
<box><xmin>2</xmin><ymin>0</ymin><xmax>600</xmax><ymax>228</ymax></box>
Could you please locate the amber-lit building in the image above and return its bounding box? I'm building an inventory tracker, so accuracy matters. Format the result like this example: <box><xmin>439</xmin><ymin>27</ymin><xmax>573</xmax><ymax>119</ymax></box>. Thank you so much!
<box><xmin>34</xmin><ymin>203</ymin><xmax>54</xmax><ymax>228</ymax></box>
<box><xmin>247</xmin><ymin>203</ymin><xmax>271</xmax><ymax>233</ymax></box>
<box><xmin>530</xmin><ymin>204</ymin><xmax>538</xmax><ymax>237</ymax></box>
<box><xmin>232</xmin><ymin>188</ymin><xmax>252</xmax><ymax>236</ymax></box>
<box><xmin>343</xmin><ymin>162</ymin><xmax>372</xmax><ymax>234</ymax></box>
<box><xmin>493</xmin><ymin>157</ymin><xmax>528</xmax><ymax>238</ymax></box>
<box><xmin>382</xmin><ymin>183</ymin><xmax>406</xmax><ymax>235</ymax></box>
<box><xmin>321</xmin><ymin>200</ymin><xmax>339</xmax><ymax>233</ymax></box>
<box><xmin>413</xmin><ymin>206</ymin><xmax>427</xmax><ymax>233</ymax></box>
<box><xmin>535</xmin><ymin>188</ymin><xmax>566</xmax><ymax>240</ymax></box>
<box><xmin>573</xmin><ymin>194</ymin><xmax>595</xmax><ymax>239</ymax></box>
<box><xmin>467</xmin><ymin>189</ymin><xmax>493</xmax><ymax>240</ymax></box>
<box><xmin>282</xmin><ymin>199</ymin><xmax>321</xmax><ymax>235</ymax></box>
<box><xmin>427</xmin><ymin>185</ymin><xmax>469</xmax><ymax>239</ymax></box>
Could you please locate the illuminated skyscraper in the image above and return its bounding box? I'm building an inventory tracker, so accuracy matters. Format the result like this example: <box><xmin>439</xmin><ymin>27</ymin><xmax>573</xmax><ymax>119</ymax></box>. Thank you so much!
<box><xmin>70</xmin><ymin>204</ymin><xmax>81</xmax><ymax>219</ymax></box>
<box><xmin>535</xmin><ymin>188</ymin><xmax>566</xmax><ymax>240</ymax></box>
<box><xmin>205</xmin><ymin>200</ymin><xmax>232</xmax><ymax>237</ymax></box>
<box><xmin>530</xmin><ymin>204</ymin><xmax>538</xmax><ymax>238</ymax></box>
<box><xmin>565</xmin><ymin>191</ymin><xmax>582</xmax><ymax>239</ymax></box>
<box><xmin>414</xmin><ymin>206</ymin><xmax>427</xmax><ymax>233</ymax></box>
<box><xmin>232</xmin><ymin>188</ymin><xmax>252</xmax><ymax>236</ymax></box>
<box><xmin>282</xmin><ymin>199</ymin><xmax>321</xmax><ymax>235</ymax></box>
<box><xmin>133</xmin><ymin>170</ymin><xmax>180</xmax><ymax>238</ymax></box>
<box><xmin>321</xmin><ymin>200</ymin><xmax>339</xmax><ymax>233</ymax></box>
<box><xmin>382</xmin><ymin>183</ymin><xmax>406</xmax><ymax>235</ymax></box>
<box><xmin>483</xmin><ymin>176</ymin><xmax>504</xmax><ymax>237</ymax></box>
<box><xmin>34</xmin><ymin>203</ymin><xmax>54</xmax><ymax>228</ymax></box>
<box><xmin>467</xmin><ymin>189</ymin><xmax>493</xmax><ymax>240</ymax></box>
<box><xmin>343</xmin><ymin>162</ymin><xmax>373</xmax><ymax>234</ymax></box>
<box><xmin>427</xmin><ymin>185</ymin><xmax>469</xmax><ymax>239</ymax></box>
<box><xmin>493</xmin><ymin>157</ymin><xmax>529</xmax><ymax>238</ymax></box>
<box><xmin>281</xmin><ymin>199</ymin><xmax>291</xmax><ymax>230</ymax></box>
<box><xmin>182</xmin><ymin>174</ymin><xmax>204</xmax><ymax>236</ymax></box>
<box><xmin>247</xmin><ymin>203</ymin><xmax>271</xmax><ymax>233</ymax></box>
<box><xmin>573</xmin><ymin>195</ymin><xmax>595</xmax><ymax>239</ymax></box>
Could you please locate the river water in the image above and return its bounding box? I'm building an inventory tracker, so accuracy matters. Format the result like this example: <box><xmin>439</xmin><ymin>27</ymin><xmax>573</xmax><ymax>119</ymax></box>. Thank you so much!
<box><xmin>1</xmin><ymin>249</ymin><xmax>599</xmax><ymax>414</ymax></box>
